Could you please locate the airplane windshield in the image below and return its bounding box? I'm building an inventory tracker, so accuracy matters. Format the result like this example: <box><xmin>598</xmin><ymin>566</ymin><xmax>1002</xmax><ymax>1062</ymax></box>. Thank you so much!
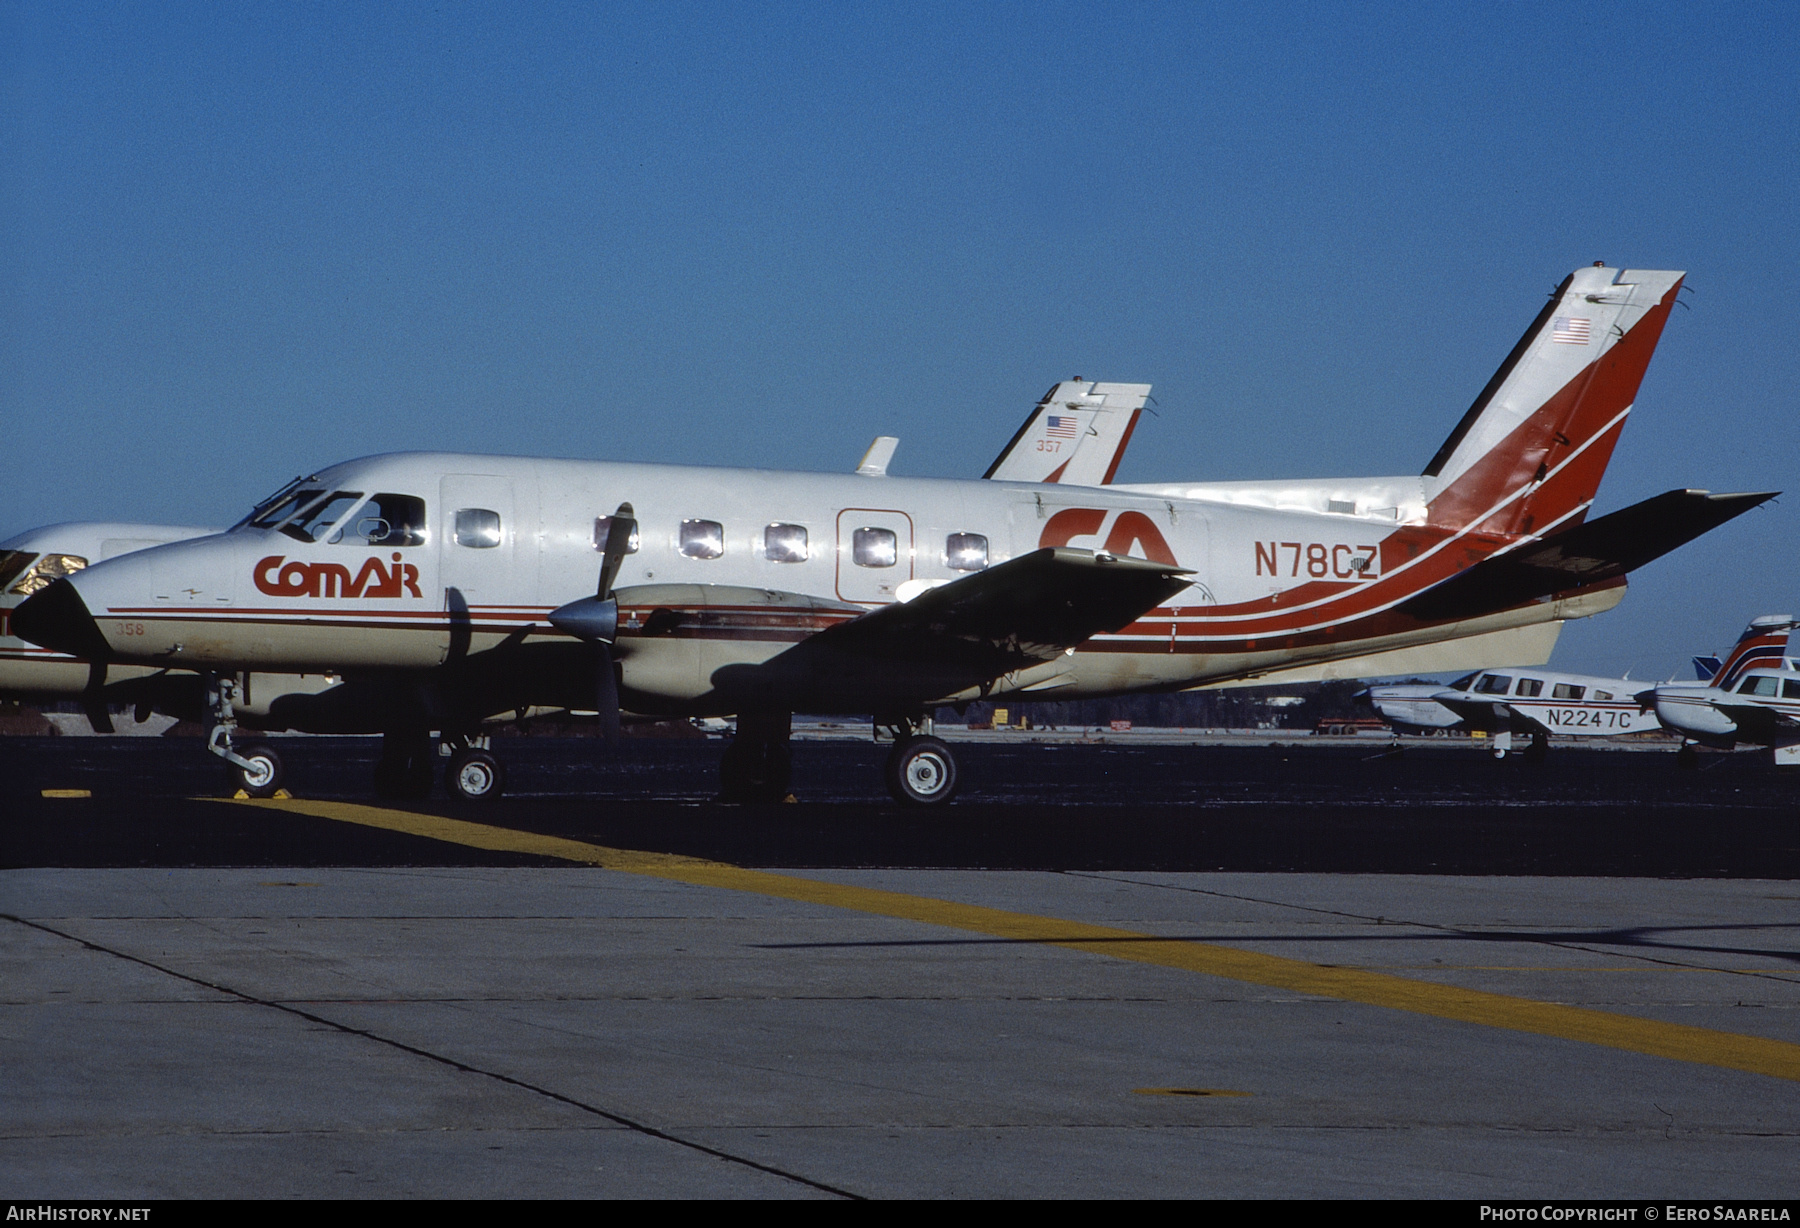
<box><xmin>1447</xmin><ymin>673</ymin><xmax>1478</xmax><ymax>690</ymax></box>
<box><xmin>248</xmin><ymin>488</ymin><xmax>326</xmax><ymax>532</ymax></box>
<box><xmin>282</xmin><ymin>492</ymin><xmax>366</xmax><ymax>544</ymax></box>
<box><xmin>1474</xmin><ymin>674</ymin><xmax>1512</xmax><ymax>695</ymax></box>
<box><xmin>235</xmin><ymin>476</ymin><xmax>318</xmax><ymax>530</ymax></box>
<box><xmin>0</xmin><ymin>550</ymin><xmax>34</xmax><ymax>592</ymax></box>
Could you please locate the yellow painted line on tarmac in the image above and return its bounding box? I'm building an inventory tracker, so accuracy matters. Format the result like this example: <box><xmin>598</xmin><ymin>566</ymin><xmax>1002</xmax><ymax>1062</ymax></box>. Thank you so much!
<box><xmin>41</xmin><ymin>789</ymin><xmax>92</xmax><ymax>798</ymax></box>
<box><xmin>223</xmin><ymin>796</ymin><xmax>1800</xmax><ymax>1084</ymax></box>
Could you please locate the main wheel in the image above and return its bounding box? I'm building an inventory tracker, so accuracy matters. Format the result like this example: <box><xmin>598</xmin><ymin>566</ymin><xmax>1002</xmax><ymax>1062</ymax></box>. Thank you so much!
<box><xmin>374</xmin><ymin>732</ymin><xmax>435</xmax><ymax>799</ymax></box>
<box><xmin>1522</xmin><ymin>734</ymin><xmax>1549</xmax><ymax>763</ymax></box>
<box><xmin>447</xmin><ymin>748</ymin><xmax>505</xmax><ymax>801</ymax></box>
<box><xmin>233</xmin><ymin>743</ymin><xmax>284</xmax><ymax>798</ymax></box>
<box><xmin>1676</xmin><ymin>743</ymin><xmax>1700</xmax><ymax>771</ymax></box>
<box><xmin>885</xmin><ymin>736</ymin><xmax>958</xmax><ymax>806</ymax></box>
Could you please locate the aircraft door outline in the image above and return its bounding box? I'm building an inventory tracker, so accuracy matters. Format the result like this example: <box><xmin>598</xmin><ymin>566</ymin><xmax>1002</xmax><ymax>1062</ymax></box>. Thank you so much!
<box><xmin>835</xmin><ymin>508</ymin><xmax>914</xmax><ymax>604</ymax></box>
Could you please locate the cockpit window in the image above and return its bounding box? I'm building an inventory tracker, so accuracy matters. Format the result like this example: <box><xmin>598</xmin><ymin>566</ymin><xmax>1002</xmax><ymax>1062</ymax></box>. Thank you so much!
<box><xmin>283</xmin><ymin>491</ymin><xmax>366</xmax><ymax>543</ymax></box>
<box><xmin>341</xmin><ymin>494</ymin><xmax>428</xmax><ymax>547</ymax></box>
<box><xmin>234</xmin><ymin>475</ymin><xmax>316</xmax><ymax>530</ymax></box>
<box><xmin>0</xmin><ymin>550</ymin><xmax>35</xmax><ymax>592</ymax></box>
<box><xmin>1474</xmin><ymin>674</ymin><xmax>1512</xmax><ymax>695</ymax></box>
<box><xmin>7</xmin><ymin>553</ymin><xmax>88</xmax><ymax>596</ymax></box>
<box><xmin>249</xmin><ymin>488</ymin><xmax>326</xmax><ymax>531</ymax></box>
<box><xmin>1447</xmin><ymin>673</ymin><xmax>1479</xmax><ymax>691</ymax></box>
<box><xmin>1738</xmin><ymin>675</ymin><xmax>1780</xmax><ymax>697</ymax></box>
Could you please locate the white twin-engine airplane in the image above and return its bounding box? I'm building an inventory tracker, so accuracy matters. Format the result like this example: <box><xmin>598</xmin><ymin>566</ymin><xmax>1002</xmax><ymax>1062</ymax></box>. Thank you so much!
<box><xmin>1360</xmin><ymin>667</ymin><xmax>1663</xmax><ymax>759</ymax></box>
<box><xmin>0</xmin><ymin>380</ymin><xmax>1147</xmax><ymax>735</ymax></box>
<box><xmin>1645</xmin><ymin>616</ymin><xmax>1800</xmax><ymax>768</ymax></box>
<box><xmin>13</xmin><ymin>265</ymin><xmax>1772</xmax><ymax>804</ymax></box>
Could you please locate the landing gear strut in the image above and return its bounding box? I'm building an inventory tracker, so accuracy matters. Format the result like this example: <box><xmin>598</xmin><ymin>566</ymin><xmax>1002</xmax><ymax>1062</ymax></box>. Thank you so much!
<box><xmin>204</xmin><ymin>672</ymin><xmax>285</xmax><ymax>798</ymax></box>
<box><xmin>880</xmin><ymin>715</ymin><xmax>958</xmax><ymax>807</ymax></box>
<box><xmin>374</xmin><ymin>729</ymin><xmax>435</xmax><ymax>799</ymax></box>
<box><xmin>719</xmin><ymin>711</ymin><xmax>793</xmax><ymax>803</ymax></box>
<box><xmin>1522</xmin><ymin>731</ymin><xmax>1550</xmax><ymax>763</ymax></box>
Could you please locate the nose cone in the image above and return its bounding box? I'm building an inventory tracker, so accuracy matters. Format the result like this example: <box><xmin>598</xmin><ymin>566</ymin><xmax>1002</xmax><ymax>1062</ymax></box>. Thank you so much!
<box><xmin>12</xmin><ymin>577</ymin><xmax>110</xmax><ymax>659</ymax></box>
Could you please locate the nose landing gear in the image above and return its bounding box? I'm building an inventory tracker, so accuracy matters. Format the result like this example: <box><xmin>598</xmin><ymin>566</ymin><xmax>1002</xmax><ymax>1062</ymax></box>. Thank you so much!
<box><xmin>203</xmin><ymin>672</ymin><xmax>286</xmax><ymax>798</ymax></box>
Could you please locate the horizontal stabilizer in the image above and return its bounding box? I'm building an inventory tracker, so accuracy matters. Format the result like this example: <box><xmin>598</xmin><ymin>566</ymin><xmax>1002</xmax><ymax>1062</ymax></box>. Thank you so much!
<box><xmin>1400</xmin><ymin>489</ymin><xmax>1776</xmax><ymax>622</ymax></box>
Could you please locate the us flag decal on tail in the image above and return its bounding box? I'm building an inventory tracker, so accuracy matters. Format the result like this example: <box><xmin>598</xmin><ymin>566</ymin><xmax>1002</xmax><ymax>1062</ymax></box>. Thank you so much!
<box><xmin>1045</xmin><ymin>415</ymin><xmax>1079</xmax><ymax>438</ymax></box>
<box><xmin>1552</xmin><ymin>316</ymin><xmax>1591</xmax><ymax>344</ymax></box>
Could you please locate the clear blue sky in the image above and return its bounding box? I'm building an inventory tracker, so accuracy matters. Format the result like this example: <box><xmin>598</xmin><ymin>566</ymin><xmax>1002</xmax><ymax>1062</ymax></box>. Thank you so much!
<box><xmin>4</xmin><ymin>2</ymin><xmax>1795</xmax><ymax>677</ymax></box>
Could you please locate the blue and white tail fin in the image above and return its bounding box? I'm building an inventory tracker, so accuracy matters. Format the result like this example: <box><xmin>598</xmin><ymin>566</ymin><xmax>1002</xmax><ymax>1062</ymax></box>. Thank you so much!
<box><xmin>984</xmin><ymin>380</ymin><xmax>1151</xmax><ymax>486</ymax></box>
<box><xmin>1710</xmin><ymin>615</ymin><xmax>1798</xmax><ymax>689</ymax></box>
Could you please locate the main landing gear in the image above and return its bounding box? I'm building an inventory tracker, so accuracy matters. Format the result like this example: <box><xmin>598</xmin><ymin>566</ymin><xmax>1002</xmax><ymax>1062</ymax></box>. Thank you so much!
<box><xmin>443</xmin><ymin>734</ymin><xmax>505</xmax><ymax>801</ymax></box>
<box><xmin>1488</xmin><ymin>730</ymin><xmax>1549</xmax><ymax>762</ymax></box>
<box><xmin>204</xmin><ymin>672</ymin><xmax>286</xmax><ymax>798</ymax></box>
<box><xmin>714</xmin><ymin>712</ymin><xmax>963</xmax><ymax>806</ymax></box>
<box><xmin>880</xmin><ymin>716</ymin><xmax>958</xmax><ymax>807</ymax></box>
<box><xmin>719</xmin><ymin>712</ymin><xmax>794</xmax><ymax>803</ymax></box>
<box><xmin>374</xmin><ymin>729</ymin><xmax>435</xmax><ymax>799</ymax></box>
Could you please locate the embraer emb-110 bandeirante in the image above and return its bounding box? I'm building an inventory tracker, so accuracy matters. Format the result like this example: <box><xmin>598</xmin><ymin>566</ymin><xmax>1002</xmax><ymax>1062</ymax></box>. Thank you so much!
<box><xmin>0</xmin><ymin>379</ymin><xmax>1150</xmax><ymax>781</ymax></box>
<box><xmin>15</xmin><ymin>265</ymin><xmax>1773</xmax><ymax>804</ymax></box>
<box><xmin>1360</xmin><ymin>666</ymin><xmax>1663</xmax><ymax>759</ymax></box>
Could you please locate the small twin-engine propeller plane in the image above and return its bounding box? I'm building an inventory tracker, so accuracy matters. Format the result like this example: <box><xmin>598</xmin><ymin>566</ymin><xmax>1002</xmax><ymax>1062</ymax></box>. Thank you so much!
<box><xmin>0</xmin><ymin>381</ymin><xmax>1147</xmax><ymax>758</ymax></box>
<box><xmin>14</xmin><ymin>265</ymin><xmax>1774</xmax><ymax>804</ymax></box>
<box><xmin>1359</xmin><ymin>666</ymin><xmax>1663</xmax><ymax>759</ymax></box>
<box><xmin>1643</xmin><ymin>616</ymin><xmax>1800</xmax><ymax>768</ymax></box>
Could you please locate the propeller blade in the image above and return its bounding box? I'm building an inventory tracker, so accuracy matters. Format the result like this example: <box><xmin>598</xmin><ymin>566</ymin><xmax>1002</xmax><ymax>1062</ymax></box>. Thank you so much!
<box><xmin>597</xmin><ymin>501</ymin><xmax>636</xmax><ymax>600</ymax></box>
<box><xmin>596</xmin><ymin>641</ymin><xmax>621</xmax><ymax>744</ymax></box>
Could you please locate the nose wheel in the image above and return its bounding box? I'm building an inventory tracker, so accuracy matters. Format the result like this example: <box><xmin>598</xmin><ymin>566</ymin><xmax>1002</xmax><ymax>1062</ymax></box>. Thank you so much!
<box><xmin>885</xmin><ymin>735</ymin><xmax>958</xmax><ymax>806</ymax></box>
<box><xmin>231</xmin><ymin>743</ymin><xmax>285</xmax><ymax>798</ymax></box>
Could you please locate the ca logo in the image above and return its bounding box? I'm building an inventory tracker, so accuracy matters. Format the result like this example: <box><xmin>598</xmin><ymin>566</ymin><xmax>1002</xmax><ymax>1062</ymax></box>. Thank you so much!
<box><xmin>1037</xmin><ymin>508</ymin><xmax>1178</xmax><ymax>565</ymax></box>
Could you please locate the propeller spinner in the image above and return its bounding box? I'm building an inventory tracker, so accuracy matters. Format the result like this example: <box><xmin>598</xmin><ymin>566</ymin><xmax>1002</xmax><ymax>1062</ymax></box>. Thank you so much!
<box><xmin>547</xmin><ymin>502</ymin><xmax>636</xmax><ymax>740</ymax></box>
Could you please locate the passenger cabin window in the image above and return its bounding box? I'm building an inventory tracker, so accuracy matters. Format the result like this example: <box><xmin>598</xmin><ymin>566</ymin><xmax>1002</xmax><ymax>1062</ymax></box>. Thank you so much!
<box><xmin>852</xmin><ymin>527</ymin><xmax>897</xmax><ymax>568</ymax></box>
<box><xmin>286</xmin><ymin>491</ymin><xmax>365</xmax><ymax>543</ymax></box>
<box><xmin>1551</xmin><ymin>683</ymin><xmax>1585</xmax><ymax>701</ymax></box>
<box><xmin>764</xmin><ymin>523</ymin><xmax>808</xmax><ymax>563</ymax></box>
<box><xmin>346</xmin><ymin>494</ymin><xmax>428</xmax><ymax>547</ymax></box>
<box><xmin>679</xmin><ymin>519</ymin><xmax>724</xmax><ymax>560</ymax></box>
<box><xmin>1474</xmin><ymin>674</ymin><xmax>1512</xmax><ymax>695</ymax></box>
<box><xmin>454</xmin><ymin>509</ymin><xmax>503</xmax><ymax>548</ymax></box>
<box><xmin>1739</xmin><ymin>676</ymin><xmax>1780</xmax><ymax>697</ymax></box>
<box><xmin>945</xmin><ymin>533</ymin><xmax>988</xmax><ymax>572</ymax></box>
<box><xmin>594</xmin><ymin>516</ymin><xmax>640</xmax><ymax>554</ymax></box>
<box><xmin>1593</xmin><ymin>690</ymin><xmax>1614</xmax><ymax>701</ymax></box>
<box><xmin>1515</xmin><ymin>679</ymin><xmax>1544</xmax><ymax>698</ymax></box>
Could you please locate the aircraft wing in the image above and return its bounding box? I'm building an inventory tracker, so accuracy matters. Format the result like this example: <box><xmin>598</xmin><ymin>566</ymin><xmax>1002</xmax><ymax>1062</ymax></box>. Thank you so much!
<box><xmin>1708</xmin><ymin>702</ymin><xmax>1800</xmax><ymax>742</ymax></box>
<box><xmin>1400</xmin><ymin>489</ymin><xmax>1776</xmax><ymax>622</ymax></box>
<box><xmin>816</xmin><ymin>546</ymin><xmax>1192</xmax><ymax>671</ymax></box>
<box><xmin>701</xmin><ymin>547</ymin><xmax>1191</xmax><ymax>710</ymax></box>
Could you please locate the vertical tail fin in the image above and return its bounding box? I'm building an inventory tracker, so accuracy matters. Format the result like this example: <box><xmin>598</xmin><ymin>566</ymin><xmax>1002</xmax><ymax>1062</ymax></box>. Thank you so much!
<box><xmin>984</xmin><ymin>380</ymin><xmax>1151</xmax><ymax>486</ymax></box>
<box><xmin>1711</xmin><ymin>615</ymin><xmax>1797</xmax><ymax>689</ymax></box>
<box><xmin>1423</xmin><ymin>266</ymin><xmax>1685</xmax><ymax>537</ymax></box>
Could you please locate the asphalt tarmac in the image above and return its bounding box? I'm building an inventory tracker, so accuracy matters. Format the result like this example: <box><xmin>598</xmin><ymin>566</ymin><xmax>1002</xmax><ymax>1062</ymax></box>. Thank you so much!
<box><xmin>4</xmin><ymin>736</ymin><xmax>1798</xmax><ymax>1198</ymax></box>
